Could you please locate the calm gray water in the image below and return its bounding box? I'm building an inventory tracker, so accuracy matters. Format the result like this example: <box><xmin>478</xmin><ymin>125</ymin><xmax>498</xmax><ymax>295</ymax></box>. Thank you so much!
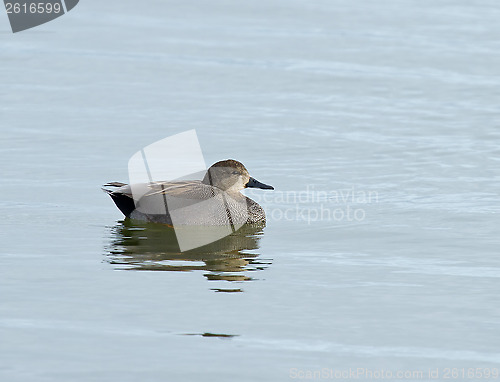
<box><xmin>1</xmin><ymin>1</ymin><xmax>500</xmax><ymax>381</ymax></box>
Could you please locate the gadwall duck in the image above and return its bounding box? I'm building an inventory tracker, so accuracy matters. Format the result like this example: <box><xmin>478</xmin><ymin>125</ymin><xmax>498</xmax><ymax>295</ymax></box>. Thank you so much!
<box><xmin>103</xmin><ymin>159</ymin><xmax>274</xmax><ymax>225</ymax></box>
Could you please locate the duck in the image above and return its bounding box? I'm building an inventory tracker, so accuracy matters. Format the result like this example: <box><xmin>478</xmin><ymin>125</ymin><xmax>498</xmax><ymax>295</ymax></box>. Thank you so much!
<box><xmin>103</xmin><ymin>159</ymin><xmax>274</xmax><ymax>225</ymax></box>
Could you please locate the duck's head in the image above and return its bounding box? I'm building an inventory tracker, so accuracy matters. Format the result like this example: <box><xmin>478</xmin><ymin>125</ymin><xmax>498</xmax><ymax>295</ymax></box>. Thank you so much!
<box><xmin>202</xmin><ymin>159</ymin><xmax>274</xmax><ymax>192</ymax></box>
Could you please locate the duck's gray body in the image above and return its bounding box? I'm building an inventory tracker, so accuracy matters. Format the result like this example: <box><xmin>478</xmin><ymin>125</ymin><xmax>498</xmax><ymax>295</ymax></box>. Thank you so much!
<box><xmin>103</xmin><ymin>159</ymin><xmax>273</xmax><ymax>226</ymax></box>
<box><xmin>104</xmin><ymin>180</ymin><xmax>266</xmax><ymax>225</ymax></box>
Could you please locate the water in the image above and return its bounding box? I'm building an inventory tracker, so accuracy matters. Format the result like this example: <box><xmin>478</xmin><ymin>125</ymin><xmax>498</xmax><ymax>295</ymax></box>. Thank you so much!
<box><xmin>1</xmin><ymin>1</ymin><xmax>500</xmax><ymax>381</ymax></box>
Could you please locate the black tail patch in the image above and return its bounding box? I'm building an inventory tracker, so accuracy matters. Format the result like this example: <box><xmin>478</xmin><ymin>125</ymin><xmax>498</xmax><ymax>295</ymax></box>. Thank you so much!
<box><xmin>108</xmin><ymin>192</ymin><xmax>136</xmax><ymax>217</ymax></box>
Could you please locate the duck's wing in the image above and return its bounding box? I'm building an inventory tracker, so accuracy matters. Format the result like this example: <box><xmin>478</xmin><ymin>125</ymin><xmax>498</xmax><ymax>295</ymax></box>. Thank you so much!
<box><xmin>103</xmin><ymin>181</ymin><xmax>215</xmax><ymax>217</ymax></box>
<box><xmin>145</xmin><ymin>181</ymin><xmax>216</xmax><ymax>200</ymax></box>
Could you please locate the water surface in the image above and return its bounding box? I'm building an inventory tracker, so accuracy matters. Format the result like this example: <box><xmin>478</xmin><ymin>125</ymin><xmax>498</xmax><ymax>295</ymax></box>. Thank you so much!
<box><xmin>1</xmin><ymin>1</ymin><xmax>500</xmax><ymax>381</ymax></box>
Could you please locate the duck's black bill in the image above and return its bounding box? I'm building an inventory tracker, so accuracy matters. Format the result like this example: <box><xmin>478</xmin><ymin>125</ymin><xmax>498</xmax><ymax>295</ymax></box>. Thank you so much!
<box><xmin>246</xmin><ymin>177</ymin><xmax>274</xmax><ymax>190</ymax></box>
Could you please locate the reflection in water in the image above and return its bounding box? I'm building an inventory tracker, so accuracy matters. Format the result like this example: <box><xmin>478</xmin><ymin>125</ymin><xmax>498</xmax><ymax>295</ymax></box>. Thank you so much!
<box><xmin>182</xmin><ymin>332</ymin><xmax>238</xmax><ymax>339</ymax></box>
<box><xmin>106</xmin><ymin>220</ymin><xmax>271</xmax><ymax>290</ymax></box>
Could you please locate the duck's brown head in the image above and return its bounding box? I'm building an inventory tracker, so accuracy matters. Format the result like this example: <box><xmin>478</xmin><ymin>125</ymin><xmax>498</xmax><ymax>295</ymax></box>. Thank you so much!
<box><xmin>202</xmin><ymin>159</ymin><xmax>274</xmax><ymax>192</ymax></box>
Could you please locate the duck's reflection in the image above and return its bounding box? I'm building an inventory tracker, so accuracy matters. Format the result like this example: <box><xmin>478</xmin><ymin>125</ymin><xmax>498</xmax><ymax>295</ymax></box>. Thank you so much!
<box><xmin>106</xmin><ymin>220</ymin><xmax>271</xmax><ymax>289</ymax></box>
